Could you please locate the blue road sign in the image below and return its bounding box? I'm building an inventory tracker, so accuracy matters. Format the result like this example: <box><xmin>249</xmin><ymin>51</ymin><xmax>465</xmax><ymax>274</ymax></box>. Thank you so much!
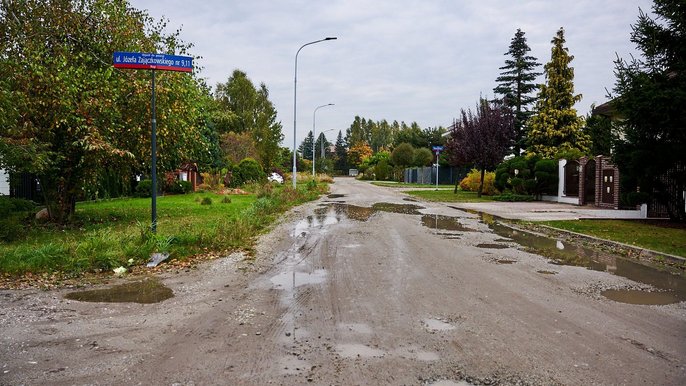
<box><xmin>432</xmin><ymin>146</ymin><xmax>444</xmax><ymax>152</ymax></box>
<box><xmin>113</xmin><ymin>51</ymin><xmax>193</xmax><ymax>72</ymax></box>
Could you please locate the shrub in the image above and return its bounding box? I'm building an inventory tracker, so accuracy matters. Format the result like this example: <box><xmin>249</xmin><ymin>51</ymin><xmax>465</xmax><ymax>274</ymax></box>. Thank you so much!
<box><xmin>200</xmin><ymin>197</ymin><xmax>213</xmax><ymax>205</ymax></box>
<box><xmin>165</xmin><ymin>180</ymin><xmax>193</xmax><ymax>194</ymax></box>
<box><xmin>221</xmin><ymin>196</ymin><xmax>232</xmax><ymax>204</ymax></box>
<box><xmin>494</xmin><ymin>193</ymin><xmax>535</xmax><ymax>202</ymax></box>
<box><xmin>228</xmin><ymin>158</ymin><xmax>266</xmax><ymax>187</ymax></box>
<box><xmin>626</xmin><ymin>191</ymin><xmax>650</xmax><ymax>206</ymax></box>
<box><xmin>134</xmin><ymin>179</ymin><xmax>154</xmax><ymax>198</ymax></box>
<box><xmin>459</xmin><ymin>169</ymin><xmax>497</xmax><ymax>195</ymax></box>
<box><xmin>375</xmin><ymin>159</ymin><xmax>391</xmax><ymax>180</ymax></box>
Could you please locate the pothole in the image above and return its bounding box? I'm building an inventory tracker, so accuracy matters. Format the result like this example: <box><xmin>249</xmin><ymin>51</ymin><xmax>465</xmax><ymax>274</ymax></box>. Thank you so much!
<box><xmin>64</xmin><ymin>278</ymin><xmax>173</xmax><ymax>304</ymax></box>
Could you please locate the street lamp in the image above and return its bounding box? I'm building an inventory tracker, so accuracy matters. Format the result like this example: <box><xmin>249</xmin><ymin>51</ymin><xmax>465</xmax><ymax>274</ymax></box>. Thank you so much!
<box><xmin>292</xmin><ymin>37</ymin><xmax>337</xmax><ymax>188</ymax></box>
<box><xmin>312</xmin><ymin>103</ymin><xmax>334</xmax><ymax>176</ymax></box>
<box><xmin>320</xmin><ymin>128</ymin><xmax>336</xmax><ymax>159</ymax></box>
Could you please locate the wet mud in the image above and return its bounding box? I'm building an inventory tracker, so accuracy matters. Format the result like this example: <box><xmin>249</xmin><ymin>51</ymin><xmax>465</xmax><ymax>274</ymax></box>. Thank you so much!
<box><xmin>64</xmin><ymin>278</ymin><xmax>173</xmax><ymax>304</ymax></box>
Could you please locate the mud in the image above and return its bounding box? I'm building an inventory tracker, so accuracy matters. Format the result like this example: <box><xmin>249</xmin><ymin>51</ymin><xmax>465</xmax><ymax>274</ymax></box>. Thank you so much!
<box><xmin>1</xmin><ymin>178</ymin><xmax>684</xmax><ymax>386</ymax></box>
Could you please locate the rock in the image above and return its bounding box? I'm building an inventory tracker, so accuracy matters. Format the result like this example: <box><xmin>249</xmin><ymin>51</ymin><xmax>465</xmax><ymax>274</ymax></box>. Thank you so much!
<box><xmin>35</xmin><ymin>208</ymin><xmax>49</xmax><ymax>221</ymax></box>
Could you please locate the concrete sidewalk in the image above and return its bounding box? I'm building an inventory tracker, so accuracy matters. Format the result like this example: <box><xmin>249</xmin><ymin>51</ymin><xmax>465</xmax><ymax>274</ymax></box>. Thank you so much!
<box><xmin>446</xmin><ymin>201</ymin><xmax>646</xmax><ymax>221</ymax></box>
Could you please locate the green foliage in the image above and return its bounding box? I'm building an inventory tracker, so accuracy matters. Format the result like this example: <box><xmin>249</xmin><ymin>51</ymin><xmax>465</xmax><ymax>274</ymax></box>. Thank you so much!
<box><xmin>494</xmin><ymin>29</ymin><xmax>542</xmax><ymax>155</ymax></box>
<box><xmin>0</xmin><ymin>0</ymin><xmax>214</xmax><ymax>223</ymax></box>
<box><xmin>493</xmin><ymin>193</ymin><xmax>535</xmax><ymax>202</ymax></box>
<box><xmin>612</xmin><ymin>0</ymin><xmax>686</xmax><ymax>221</ymax></box>
<box><xmin>459</xmin><ymin>169</ymin><xmax>497</xmax><ymax>196</ymax></box>
<box><xmin>374</xmin><ymin>159</ymin><xmax>391</xmax><ymax>180</ymax></box>
<box><xmin>527</xmin><ymin>28</ymin><xmax>590</xmax><ymax>158</ymax></box>
<box><xmin>165</xmin><ymin>180</ymin><xmax>193</xmax><ymax>195</ymax></box>
<box><xmin>585</xmin><ymin>106</ymin><xmax>614</xmax><ymax>156</ymax></box>
<box><xmin>200</xmin><ymin>197</ymin><xmax>213</xmax><ymax>205</ymax></box>
<box><xmin>0</xmin><ymin>197</ymin><xmax>35</xmax><ymax>242</ymax></box>
<box><xmin>495</xmin><ymin>155</ymin><xmax>557</xmax><ymax>197</ymax></box>
<box><xmin>221</xmin><ymin>196</ymin><xmax>232</xmax><ymax>204</ymax></box>
<box><xmin>391</xmin><ymin>143</ymin><xmax>415</xmax><ymax>167</ymax></box>
<box><xmin>134</xmin><ymin>180</ymin><xmax>155</xmax><ymax>198</ymax></box>
<box><xmin>413</xmin><ymin>148</ymin><xmax>434</xmax><ymax>167</ymax></box>
<box><xmin>299</xmin><ymin>131</ymin><xmax>315</xmax><ymax>161</ymax></box>
<box><xmin>234</xmin><ymin>158</ymin><xmax>266</xmax><ymax>186</ymax></box>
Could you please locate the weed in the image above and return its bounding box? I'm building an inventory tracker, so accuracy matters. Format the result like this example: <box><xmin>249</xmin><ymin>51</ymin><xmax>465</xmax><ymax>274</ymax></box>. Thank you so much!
<box><xmin>201</xmin><ymin>197</ymin><xmax>213</xmax><ymax>205</ymax></box>
<box><xmin>221</xmin><ymin>196</ymin><xmax>232</xmax><ymax>204</ymax></box>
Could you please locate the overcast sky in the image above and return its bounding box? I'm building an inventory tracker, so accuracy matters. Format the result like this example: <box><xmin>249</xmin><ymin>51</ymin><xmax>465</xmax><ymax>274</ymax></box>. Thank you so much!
<box><xmin>129</xmin><ymin>0</ymin><xmax>652</xmax><ymax>148</ymax></box>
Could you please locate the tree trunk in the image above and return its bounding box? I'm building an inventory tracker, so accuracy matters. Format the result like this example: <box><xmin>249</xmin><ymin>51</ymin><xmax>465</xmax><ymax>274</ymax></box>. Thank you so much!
<box><xmin>478</xmin><ymin>168</ymin><xmax>485</xmax><ymax>198</ymax></box>
<box><xmin>40</xmin><ymin>175</ymin><xmax>78</xmax><ymax>224</ymax></box>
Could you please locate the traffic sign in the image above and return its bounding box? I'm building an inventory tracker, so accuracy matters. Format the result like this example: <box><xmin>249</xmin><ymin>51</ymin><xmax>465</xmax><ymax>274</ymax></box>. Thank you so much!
<box><xmin>113</xmin><ymin>52</ymin><xmax>193</xmax><ymax>73</ymax></box>
<box><xmin>432</xmin><ymin>145</ymin><xmax>444</xmax><ymax>152</ymax></box>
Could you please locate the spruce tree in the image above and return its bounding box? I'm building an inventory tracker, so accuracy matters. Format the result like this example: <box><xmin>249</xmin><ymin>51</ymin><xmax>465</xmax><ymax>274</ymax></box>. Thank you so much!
<box><xmin>612</xmin><ymin>0</ymin><xmax>686</xmax><ymax>221</ymax></box>
<box><xmin>334</xmin><ymin>130</ymin><xmax>348</xmax><ymax>172</ymax></box>
<box><xmin>298</xmin><ymin>131</ymin><xmax>315</xmax><ymax>161</ymax></box>
<box><xmin>493</xmin><ymin>29</ymin><xmax>541</xmax><ymax>156</ymax></box>
<box><xmin>527</xmin><ymin>28</ymin><xmax>590</xmax><ymax>158</ymax></box>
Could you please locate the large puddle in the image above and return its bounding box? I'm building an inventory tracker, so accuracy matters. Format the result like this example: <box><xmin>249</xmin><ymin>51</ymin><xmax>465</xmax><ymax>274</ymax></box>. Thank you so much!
<box><xmin>64</xmin><ymin>278</ymin><xmax>173</xmax><ymax>304</ymax></box>
<box><xmin>484</xmin><ymin>219</ymin><xmax>686</xmax><ymax>305</ymax></box>
<box><xmin>421</xmin><ymin>214</ymin><xmax>476</xmax><ymax>232</ymax></box>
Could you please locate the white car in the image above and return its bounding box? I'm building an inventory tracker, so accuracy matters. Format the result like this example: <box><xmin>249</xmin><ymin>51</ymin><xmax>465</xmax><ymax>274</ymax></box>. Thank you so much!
<box><xmin>268</xmin><ymin>172</ymin><xmax>284</xmax><ymax>184</ymax></box>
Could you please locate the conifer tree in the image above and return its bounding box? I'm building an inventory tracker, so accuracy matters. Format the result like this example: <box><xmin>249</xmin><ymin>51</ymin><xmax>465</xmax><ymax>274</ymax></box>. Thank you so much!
<box><xmin>527</xmin><ymin>28</ymin><xmax>590</xmax><ymax>158</ymax></box>
<box><xmin>494</xmin><ymin>29</ymin><xmax>541</xmax><ymax>156</ymax></box>
<box><xmin>334</xmin><ymin>130</ymin><xmax>348</xmax><ymax>172</ymax></box>
<box><xmin>298</xmin><ymin>131</ymin><xmax>315</xmax><ymax>160</ymax></box>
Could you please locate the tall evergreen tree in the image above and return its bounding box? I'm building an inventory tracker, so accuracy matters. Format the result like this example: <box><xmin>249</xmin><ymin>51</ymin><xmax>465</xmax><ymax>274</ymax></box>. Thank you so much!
<box><xmin>298</xmin><ymin>131</ymin><xmax>315</xmax><ymax>161</ymax></box>
<box><xmin>493</xmin><ymin>29</ymin><xmax>541</xmax><ymax>155</ymax></box>
<box><xmin>334</xmin><ymin>130</ymin><xmax>348</xmax><ymax>172</ymax></box>
<box><xmin>527</xmin><ymin>28</ymin><xmax>590</xmax><ymax>158</ymax></box>
<box><xmin>612</xmin><ymin>0</ymin><xmax>686</xmax><ymax>221</ymax></box>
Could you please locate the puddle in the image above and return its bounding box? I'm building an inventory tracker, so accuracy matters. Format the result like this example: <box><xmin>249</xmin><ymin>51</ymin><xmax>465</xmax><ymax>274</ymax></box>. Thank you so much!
<box><xmin>403</xmin><ymin>197</ymin><xmax>418</xmax><ymax>202</ymax></box>
<box><xmin>421</xmin><ymin>214</ymin><xmax>476</xmax><ymax>232</ymax></box>
<box><xmin>485</xmin><ymin>220</ymin><xmax>686</xmax><ymax>305</ymax></box>
<box><xmin>270</xmin><ymin>269</ymin><xmax>328</xmax><ymax>290</ymax></box>
<box><xmin>537</xmin><ymin>270</ymin><xmax>558</xmax><ymax>275</ymax></box>
<box><xmin>495</xmin><ymin>259</ymin><xmax>516</xmax><ymax>265</ymax></box>
<box><xmin>372</xmin><ymin>202</ymin><xmax>424</xmax><ymax>215</ymax></box>
<box><xmin>336</xmin><ymin>343</ymin><xmax>385</xmax><ymax>358</ymax></box>
<box><xmin>601</xmin><ymin>289</ymin><xmax>682</xmax><ymax>305</ymax></box>
<box><xmin>476</xmin><ymin>243</ymin><xmax>509</xmax><ymax>249</ymax></box>
<box><xmin>423</xmin><ymin>318</ymin><xmax>456</xmax><ymax>331</ymax></box>
<box><xmin>64</xmin><ymin>278</ymin><xmax>173</xmax><ymax>304</ymax></box>
<box><xmin>327</xmin><ymin>194</ymin><xmax>346</xmax><ymax>199</ymax></box>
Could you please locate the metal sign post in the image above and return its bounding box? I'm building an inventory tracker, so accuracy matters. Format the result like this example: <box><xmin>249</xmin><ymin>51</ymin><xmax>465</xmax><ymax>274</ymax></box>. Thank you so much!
<box><xmin>113</xmin><ymin>52</ymin><xmax>193</xmax><ymax>232</ymax></box>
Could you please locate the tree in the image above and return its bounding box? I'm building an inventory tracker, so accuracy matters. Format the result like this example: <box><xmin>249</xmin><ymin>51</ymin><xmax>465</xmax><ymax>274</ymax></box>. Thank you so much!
<box><xmin>298</xmin><ymin>131</ymin><xmax>315</xmax><ymax>161</ymax></box>
<box><xmin>347</xmin><ymin>142</ymin><xmax>373</xmax><ymax>168</ymax></box>
<box><xmin>391</xmin><ymin>143</ymin><xmax>415</xmax><ymax>168</ymax></box>
<box><xmin>0</xmin><ymin>0</ymin><xmax>211</xmax><ymax>222</ymax></box>
<box><xmin>493</xmin><ymin>29</ymin><xmax>541</xmax><ymax>156</ymax></box>
<box><xmin>527</xmin><ymin>28</ymin><xmax>590</xmax><ymax>158</ymax></box>
<box><xmin>413</xmin><ymin>148</ymin><xmax>434</xmax><ymax>167</ymax></box>
<box><xmin>214</xmin><ymin>70</ymin><xmax>283</xmax><ymax>171</ymax></box>
<box><xmin>445</xmin><ymin>99</ymin><xmax>514</xmax><ymax>196</ymax></box>
<box><xmin>612</xmin><ymin>0</ymin><xmax>686</xmax><ymax>221</ymax></box>
<box><xmin>334</xmin><ymin>130</ymin><xmax>348</xmax><ymax>172</ymax></box>
<box><xmin>585</xmin><ymin>105</ymin><xmax>614</xmax><ymax>156</ymax></box>
<box><xmin>220</xmin><ymin>132</ymin><xmax>258</xmax><ymax>166</ymax></box>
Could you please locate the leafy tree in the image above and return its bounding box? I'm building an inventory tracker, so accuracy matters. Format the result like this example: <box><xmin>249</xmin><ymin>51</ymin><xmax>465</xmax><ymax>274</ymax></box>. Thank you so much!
<box><xmin>347</xmin><ymin>142</ymin><xmax>373</xmax><ymax>168</ymax></box>
<box><xmin>413</xmin><ymin>148</ymin><xmax>434</xmax><ymax>167</ymax></box>
<box><xmin>214</xmin><ymin>70</ymin><xmax>283</xmax><ymax>170</ymax></box>
<box><xmin>334</xmin><ymin>130</ymin><xmax>348</xmax><ymax>172</ymax></box>
<box><xmin>0</xmin><ymin>0</ymin><xmax>210</xmax><ymax>222</ymax></box>
<box><xmin>445</xmin><ymin>99</ymin><xmax>514</xmax><ymax>196</ymax></box>
<box><xmin>220</xmin><ymin>131</ymin><xmax>258</xmax><ymax>166</ymax></box>
<box><xmin>391</xmin><ymin>143</ymin><xmax>415</xmax><ymax>167</ymax></box>
<box><xmin>612</xmin><ymin>0</ymin><xmax>686</xmax><ymax>221</ymax></box>
<box><xmin>345</xmin><ymin>116</ymin><xmax>368</xmax><ymax>146</ymax></box>
<box><xmin>527</xmin><ymin>28</ymin><xmax>590</xmax><ymax>158</ymax></box>
<box><xmin>298</xmin><ymin>131</ymin><xmax>315</xmax><ymax>161</ymax></box>
<box><xmin>493</xmin><ymin>29</ymin><xmax>541</xmax><ymax>156</ymax></box>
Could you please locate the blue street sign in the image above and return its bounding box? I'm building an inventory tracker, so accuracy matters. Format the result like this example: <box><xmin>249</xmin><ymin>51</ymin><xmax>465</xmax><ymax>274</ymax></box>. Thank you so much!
<box><xmin>432</xmin><ymin>146</ymin><xmax>444</xmax><ymax>152</ymax></box>
<box><xmin>113</xmin><ymin>51</ymin><xmax>193</xmax><ymax>73</ymax></box>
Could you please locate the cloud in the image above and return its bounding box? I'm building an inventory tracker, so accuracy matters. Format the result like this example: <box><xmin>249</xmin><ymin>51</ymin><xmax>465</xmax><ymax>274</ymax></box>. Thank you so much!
<box><xmin>129</xmin><ymin>0</ymin><xmax>653</xmax><ymax>147</ymax></box>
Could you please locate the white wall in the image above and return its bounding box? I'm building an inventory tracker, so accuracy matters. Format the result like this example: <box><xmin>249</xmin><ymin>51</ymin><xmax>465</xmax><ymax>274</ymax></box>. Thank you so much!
<box><xmin>0</xmin><ymin>169</ymin><xmax>9</xmax><ymax>195</ymax></box>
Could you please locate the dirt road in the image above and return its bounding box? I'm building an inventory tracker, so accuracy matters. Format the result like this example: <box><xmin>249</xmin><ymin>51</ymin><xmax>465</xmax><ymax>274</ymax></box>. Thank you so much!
<box><xmin>1</xmin><ymin>178</ymin><xmax>685</xmax><ymax>385</ymax></box>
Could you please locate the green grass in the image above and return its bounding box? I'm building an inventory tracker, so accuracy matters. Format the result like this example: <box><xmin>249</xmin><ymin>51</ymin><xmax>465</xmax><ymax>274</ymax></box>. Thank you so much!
<box><xmin>539</xmin><ymin>219</ymin><xmax>686</xmax><ymax>257</ymax></box>
<box><xmin>0</xmin><ymin>184</ymin><xmax>325</xmax><ymax>277</ymax></box>
<box><xmin>406</xmin><ymin>189</ymin><xmax>497</xmax><ymax>203</ymax></box>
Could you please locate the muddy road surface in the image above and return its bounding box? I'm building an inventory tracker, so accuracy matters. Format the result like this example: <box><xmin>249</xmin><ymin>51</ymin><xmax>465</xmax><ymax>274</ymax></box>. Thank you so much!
<box><xmin>1</xmin><ymin>178</ymin><xmax>685</xmax><ymax>385</ymax></box>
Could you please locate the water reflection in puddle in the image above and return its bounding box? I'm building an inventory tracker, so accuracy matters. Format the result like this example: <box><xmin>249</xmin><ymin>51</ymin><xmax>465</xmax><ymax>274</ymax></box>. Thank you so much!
<box><xmin>327</xmin><ymin>194</ymin><xmax>346</xmax><ymax>199</ymax></box>
<box><xmin>64</xmin><ymin>278</ymin><xmax>173</xmax><ymax>304</ymax></box>
<box><xmin>421</xmin><ymin>214</ymin><xmax>476</xmax><ymax>232</ymax></box>
<box><xmin>601</xmin><ymin>289</ymin><xmax>682</xmax><ymax>305</ymax></box>
<box><xmin>270</xmin><ymin>269</ymin><xmax>328</xmax><ymax>290</ymax></box>
<box><xmin>484</xmin><ymin>220</ymin><xmax>686</xmax><ymax>305</ymax></box>
<box><xmin>423</xmin><ymin>318</ymin><xmax>456</xmax><ymax>331</ymax></box>
<box><xmin>372</xmin><ymin>202</ymin><xmax>424</xmax><ymax>215</ymax></box>
<box><xmin>476</xmin><ymin>243</ymin><xmax>509</xmax><ymax>249</ymax></box>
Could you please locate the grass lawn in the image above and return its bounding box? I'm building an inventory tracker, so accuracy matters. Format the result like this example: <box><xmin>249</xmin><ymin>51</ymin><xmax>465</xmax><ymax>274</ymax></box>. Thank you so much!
<box><xmin>406</xmin><ymin>189</ymin><xmax>497</xmax><ymax>203</ymax></box>
<box><xmin>0</xmin><ymin>184</ymin><xmax>324</xmax><ymax>278</ymax></box>
<box><xmin>539</xmin><ymin>219</ymin><xmax>686</xmax><ymax>257</ymax></box>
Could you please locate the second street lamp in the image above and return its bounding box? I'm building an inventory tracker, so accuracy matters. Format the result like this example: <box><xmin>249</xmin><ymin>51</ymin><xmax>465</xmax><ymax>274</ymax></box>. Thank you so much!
<box><xmin>292</xmin><ymin>37</ymin><xmax>337</xmax><ymax>188</ymax></box>
<box><xmin>312</xmin><ymin>103</ymin><xmax>334</xmax><ymax>176</ymax></box>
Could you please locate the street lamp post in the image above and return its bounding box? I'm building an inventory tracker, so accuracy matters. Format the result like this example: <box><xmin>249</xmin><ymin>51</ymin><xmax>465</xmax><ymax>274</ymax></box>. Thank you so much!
<box><xmin>292</xmin><ymin>37</ymin><xmax>337</xmax><ymax>188</ymax></box>
<box><xmin>312</xmin><ymin>103</ymin><xmax>334</xmax><ymax>176</ymax></box>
